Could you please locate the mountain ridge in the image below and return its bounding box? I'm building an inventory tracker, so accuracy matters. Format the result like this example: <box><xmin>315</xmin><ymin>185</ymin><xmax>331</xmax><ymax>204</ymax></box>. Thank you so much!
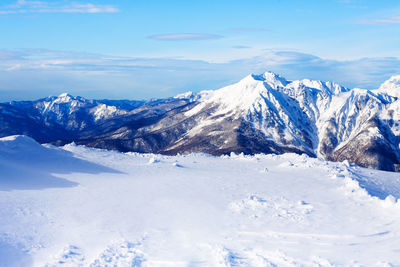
<box><xmin>1</xmin><ymin>71</ymin><xmax>400</xmax><ymax>171</ymax></box>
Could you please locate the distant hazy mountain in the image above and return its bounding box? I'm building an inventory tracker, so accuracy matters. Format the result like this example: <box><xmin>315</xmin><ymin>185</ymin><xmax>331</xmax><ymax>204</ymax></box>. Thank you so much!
<box><xmin>1</xmin><ymin>72</ymin><xmax>400</xmax><ymax>172</ymax></box>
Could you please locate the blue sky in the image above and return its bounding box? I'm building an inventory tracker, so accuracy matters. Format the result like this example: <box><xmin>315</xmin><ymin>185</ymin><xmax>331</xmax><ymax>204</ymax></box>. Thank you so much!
<box><xmin>0</xmin><ymin>0</ymin><xmax>399</xmax><ymax>100</ymax></box>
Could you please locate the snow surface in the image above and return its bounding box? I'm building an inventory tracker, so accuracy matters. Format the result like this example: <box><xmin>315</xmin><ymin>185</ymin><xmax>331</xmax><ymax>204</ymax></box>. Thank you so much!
<box><xmin>1</xmin><ymin>135</ymin><xmax>400</xmax><ymax>266</ymax></box>
<box><xmin>377</xmin><ymin>75</ymin><xmax>400</xmax><ymax>98</ymax></box>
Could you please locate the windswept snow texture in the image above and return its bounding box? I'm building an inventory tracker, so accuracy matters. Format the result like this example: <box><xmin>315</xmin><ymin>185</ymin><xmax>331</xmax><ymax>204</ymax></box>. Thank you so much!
<box><xmin>1</xmin><ymin>136</ymin><xmax>400</xmax><ymax>266</ymax></box>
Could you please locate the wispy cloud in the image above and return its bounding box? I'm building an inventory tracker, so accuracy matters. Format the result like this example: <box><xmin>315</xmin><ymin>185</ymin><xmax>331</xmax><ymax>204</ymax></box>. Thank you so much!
<box><xmin>0</xmin><ymin>48</ymin><xmax>399</xmax><ymax>101</ymax></box>
<box><xmin>356</xmin><ymin>16</ymin><xmax>400</xmax><ymax>25</ymax></box>
<box><xmin>0</xmin><ymin>0</ymin><xmax>119</xmax><ymax>14</ymax></box>
<box><xmin>148</xmin><ymin>33</ymin><xmax>222</xmax><ymax>41</ymax></box>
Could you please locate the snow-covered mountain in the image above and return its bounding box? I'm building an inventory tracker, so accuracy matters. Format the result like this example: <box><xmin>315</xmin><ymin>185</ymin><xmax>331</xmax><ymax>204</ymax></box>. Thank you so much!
<box><xmin>1</xmin><ymin>72</ymin><xmax>400</xmax><ymax>171</ymax></box>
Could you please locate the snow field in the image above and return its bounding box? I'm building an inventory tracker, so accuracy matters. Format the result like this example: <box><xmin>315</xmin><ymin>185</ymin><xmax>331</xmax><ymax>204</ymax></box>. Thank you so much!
<box><xmin>1</xmin><ymin>136</ymin><xmax>400</xmax><ymax>266</ymax></box>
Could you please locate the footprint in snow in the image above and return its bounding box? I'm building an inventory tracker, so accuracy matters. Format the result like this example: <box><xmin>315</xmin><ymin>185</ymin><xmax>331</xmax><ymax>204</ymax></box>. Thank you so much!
<box><xmin>46</xmin><ymin>245</ymin><xmax>85</xmax><ymax>267</ymax></box>
<box><xmin>90</xmin><ymin>241</ymin><xmax>145</xmax><ymax>267</ymax></box>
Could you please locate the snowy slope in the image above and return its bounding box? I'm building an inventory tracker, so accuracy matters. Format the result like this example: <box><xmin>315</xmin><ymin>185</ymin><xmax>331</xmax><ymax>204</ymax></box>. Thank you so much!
<box><xmin>1</xmin><ymin>136</ymin><xmax>400</xmax><ymax>266</ymax></box>
<box><xmin>377</xmin><ymin>75</ymin><xmax>400</xmax><ymax>98</ymax></box>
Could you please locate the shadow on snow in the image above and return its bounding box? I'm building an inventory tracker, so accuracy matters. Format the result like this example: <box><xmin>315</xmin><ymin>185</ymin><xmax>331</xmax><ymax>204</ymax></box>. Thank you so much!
<box><xmin>0</xmin><ymin>135</ymin><xmax>121</xmax><ymax>191</ymax></box>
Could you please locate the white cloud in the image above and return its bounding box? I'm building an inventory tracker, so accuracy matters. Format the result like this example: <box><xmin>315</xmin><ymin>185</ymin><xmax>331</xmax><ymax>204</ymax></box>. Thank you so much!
<box><xmin>0</xmin><ymin>0</ymin><xmax>119</xmax><ymax>14</ymax></box>
<box><xmin>356</xmin><ymin>16</ymin><xmax>400</xmax><ymax>25</ymax></box>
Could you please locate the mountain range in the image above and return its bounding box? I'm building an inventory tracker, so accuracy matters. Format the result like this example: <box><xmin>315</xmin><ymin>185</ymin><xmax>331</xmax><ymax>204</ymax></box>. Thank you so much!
<box><xmin>1</xmin><ymin>71</ymin><xmax>400</xmax><ymax>172</ymax></box>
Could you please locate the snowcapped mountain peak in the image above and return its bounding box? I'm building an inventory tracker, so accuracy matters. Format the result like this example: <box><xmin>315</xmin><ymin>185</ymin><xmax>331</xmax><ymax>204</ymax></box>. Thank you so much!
<box><xmin>378</xmin><ymin>75</ymin><xmax>400</xmax><ymax>97</ymax></box>
<box><xmin>183</xmin><ymin>73</ymin><xmax>275</xmax><ymax>118</ymax></box>
<box><xmin>261</xmin><ymin>71</ymin><xmax>286</xmax><ymax>81</ymax></box>
<box><xmin>237</xmin><ymin>73</ymin><xmax>264</xmax><ymax>85</ymax></box>
<box><xmin>286</xmin><ymin>79</ymin><xmax>348</xmax><ymax>96</ymax></box>
<box><xmin>58</xmin><ymin>92</ymin><xmax>72</xmax><ymax>98</ymax></box>
<box><xmin>324</xmin><ymin>80</ymin><xmax>349</xmax><ymax>95</ymax></box>
<box><xmin>174</xmin><ymin>91</ymin><xmax>195</xmax><ymax>99</ymax></box>
<box><xmin>235</xmin><ymin>72</ymin><xmax>288</xmax><ymax>89</ymax></box>
<box><xmin>54</xmin><ymin>93</ymin><xmax>91</xmax><ymax>103</ymax></box>
<box><xmin>56</xmin><ymin>93</ymin><xmax>74</xmax><ymax>102</ymax></box>
<box><xmin>300</xmin><ymin>79</ymin><xmax>325</xmax><ymax>91</ymax></box>
<box><xmin>212</xmin><ymin>73</ymin><xmax>272</xmax><ymax>108</ymax></box>
<box><xmin>201</xmin><ymin>72</ymin><xmax>348</xmax><ymax>115</ymax></box>
<box><xmin>251</xmin><ymin>71</ymin><xmax>289</xmax><ymax>88</ymax></box>
<box><xmin>384</xmin><ymin>74</ymin><xmax>400</xmax><ymax>84</ymax></box>
<box><xmin>53</xmin><ymin>93</ymin><xmax>87</xmax><ymax>104</ymax></box>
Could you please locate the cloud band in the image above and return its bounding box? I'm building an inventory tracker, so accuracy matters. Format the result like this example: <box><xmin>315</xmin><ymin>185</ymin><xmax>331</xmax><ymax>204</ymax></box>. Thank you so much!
<box><xmin>0</xmin><ymin>0</ymin><xmax>119</xmax><ymax>14</ymax></box>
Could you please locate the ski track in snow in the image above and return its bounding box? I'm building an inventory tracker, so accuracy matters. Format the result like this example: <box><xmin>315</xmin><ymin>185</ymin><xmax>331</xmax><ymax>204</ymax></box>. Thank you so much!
<box><xmin>1</xmin><ymin>136</ymin><xmax>400</xmax><ymax>266</ymax></box>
